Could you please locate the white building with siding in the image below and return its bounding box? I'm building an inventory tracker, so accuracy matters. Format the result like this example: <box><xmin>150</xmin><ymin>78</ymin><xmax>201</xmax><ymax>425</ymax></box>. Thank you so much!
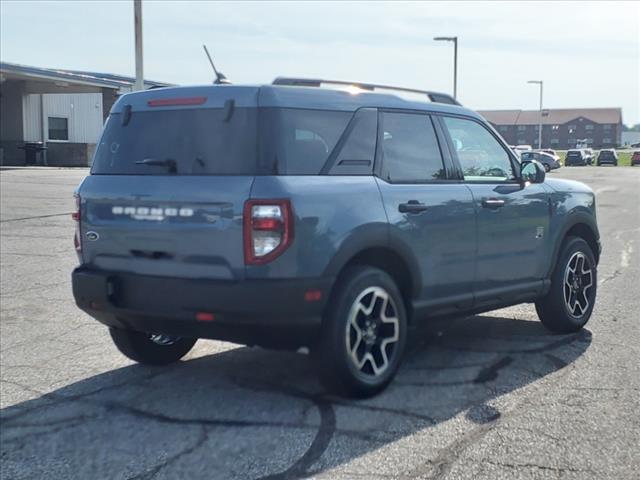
<box><xmin>0</xmin><ymin>62</ymin><xmax>170</xmax><ymax>166</ymax></box>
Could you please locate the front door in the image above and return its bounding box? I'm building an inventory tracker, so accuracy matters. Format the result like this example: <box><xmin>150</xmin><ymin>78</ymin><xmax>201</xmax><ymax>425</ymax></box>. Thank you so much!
<box><xmin>440</xmin><ymin>115</ymin><xmax>550</xmax><ymax>301</ymax></box>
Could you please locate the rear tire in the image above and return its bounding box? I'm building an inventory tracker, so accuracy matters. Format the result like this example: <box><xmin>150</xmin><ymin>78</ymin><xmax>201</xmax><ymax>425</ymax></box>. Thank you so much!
<box><xmin>313</xmin><ymin>266</ymin><xmax>407</xmax><ymax>398</ymax></box>
<box><xmin>544</xmin><ymin>164</ymin><xmax>550</xmax><ymax>173</ymax></box>
<box><xmin>535</xmin><ymin>237</ymin><xmax>597</xmax><ymax>333</ymax></box>
<box><xmin>109</xmin><ymin>328</ymin><xmax>196</xmax><ymax>365</ymax></box>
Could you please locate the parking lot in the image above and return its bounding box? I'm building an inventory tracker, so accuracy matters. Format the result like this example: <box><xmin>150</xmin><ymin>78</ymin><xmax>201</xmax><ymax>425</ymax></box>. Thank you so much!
<box><xmin>1</xmin><ymin>166</ymin><xmax>638</xmax><ymax>479</ymax></box>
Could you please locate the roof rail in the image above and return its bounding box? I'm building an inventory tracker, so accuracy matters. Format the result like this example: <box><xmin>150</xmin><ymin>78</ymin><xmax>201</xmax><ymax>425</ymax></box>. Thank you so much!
<box><xmin>272</xmin><ymin>77</ymin><xmax>461</xmax><ymax>106</ymax></box>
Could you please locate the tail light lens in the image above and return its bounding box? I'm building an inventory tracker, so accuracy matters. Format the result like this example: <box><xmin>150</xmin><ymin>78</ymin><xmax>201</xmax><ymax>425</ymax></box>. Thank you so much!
<box><xmin>72</xmin><ymin>194</ymin><xmax>81</xmax><ymax>254</ymax></box>
<box><xmin>244</xmin><ymin>199</ymin><xmax>293</xmax><ymax>265</ymax></box>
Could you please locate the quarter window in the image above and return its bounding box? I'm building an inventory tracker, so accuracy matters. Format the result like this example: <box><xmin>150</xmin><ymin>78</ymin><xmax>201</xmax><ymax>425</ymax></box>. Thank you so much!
<box><xmin>380</xmin><ymin>112</ymin><xmax>445</xmax><ymax>183</ymax></box>
<box><xmin>442</xmin><ymin>116</ymin><xmax>515</xmax><ymax>182</ymax></box>
<box><xmin>329</xmin><ymin>108</ymin><xmax>377</xmax><ymax>175</ymax></box>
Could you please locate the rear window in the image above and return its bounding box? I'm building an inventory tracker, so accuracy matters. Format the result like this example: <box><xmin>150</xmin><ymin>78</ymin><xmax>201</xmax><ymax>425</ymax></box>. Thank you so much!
<box><xmin>93</xmin><ymin>107</ymin><xmax>352</xmax><ymax>176</ymax></box>
<box><xmin>567</xmin><ymin>151</ymin><xmax>580</xmax><ymax>156</ymax></box>
<box><xmin>520</xmin><ymin>152</ymin><xmax>534</xmax><ymax>160</ymax></box>
<box><xmin>599</xmin><ymin>151</ymin><xmax>614</xmax><ymax>158</ymax></box>
<box><xmin>92</xmin><ymin>108</ymin><xmax>258</xmax><ymax>175</ymax></box>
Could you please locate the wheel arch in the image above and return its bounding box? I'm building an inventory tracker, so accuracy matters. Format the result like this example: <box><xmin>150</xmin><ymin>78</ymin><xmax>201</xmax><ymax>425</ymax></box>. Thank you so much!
<box><xmin>324</xmin><ymin>238</ymin><xmax>422</xmax><ymax>321</ymax></box>
<box><xmin>549</xmin><ymin>214</ymin><xmax>600</xmax><ymax>278</ymax></box>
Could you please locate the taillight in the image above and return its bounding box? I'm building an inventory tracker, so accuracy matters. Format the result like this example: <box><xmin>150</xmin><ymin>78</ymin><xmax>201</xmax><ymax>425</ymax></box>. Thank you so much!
<box><xmin>72</xmin><ymin>194</ymin><xmax>81</xmax><ymax>254</ymax></box>
<box><xmin>243</xmin><ymin>199</ymin><xmax>293</xmax><ymax>265</ymax></box>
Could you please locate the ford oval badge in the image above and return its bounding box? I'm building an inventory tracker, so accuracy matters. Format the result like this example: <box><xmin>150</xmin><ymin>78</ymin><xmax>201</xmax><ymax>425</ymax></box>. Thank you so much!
<box><xmin>86</xmin><ymin>231</ymin><xmax>99</xmax><ymax>241</ymax></box>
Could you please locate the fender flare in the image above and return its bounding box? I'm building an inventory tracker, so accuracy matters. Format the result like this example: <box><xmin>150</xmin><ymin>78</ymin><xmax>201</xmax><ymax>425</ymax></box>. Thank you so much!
<box><xmin>548</xmin><ymin>210</ymin><xmax>600</xmax><ymax>277</ymax></box>
<box><xmin>323</xmin><ymin>223</ymin><xmax>423</xmax><ymax>298</ymax></box>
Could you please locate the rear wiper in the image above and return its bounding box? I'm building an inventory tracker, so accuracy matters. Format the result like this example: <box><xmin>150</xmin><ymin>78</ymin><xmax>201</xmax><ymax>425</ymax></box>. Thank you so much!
<box><xmin>135</xmin><ymin>158</ymin><xmax>177</xmax><ymax>173</ymax></box>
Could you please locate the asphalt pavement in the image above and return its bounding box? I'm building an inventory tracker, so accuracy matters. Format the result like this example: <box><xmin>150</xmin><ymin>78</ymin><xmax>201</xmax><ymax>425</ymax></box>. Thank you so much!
<box><xmin>1</xmin><ymin>166</ymin><xmax>639</xmax><ymax>479</ymax></box>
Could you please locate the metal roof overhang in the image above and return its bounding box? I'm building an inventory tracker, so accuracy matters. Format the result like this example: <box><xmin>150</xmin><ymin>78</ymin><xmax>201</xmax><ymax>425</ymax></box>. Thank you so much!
<box><xmin>1</xmin><ymin>63</ymin><xmax>127</xmax><ymax>90</ymax></box>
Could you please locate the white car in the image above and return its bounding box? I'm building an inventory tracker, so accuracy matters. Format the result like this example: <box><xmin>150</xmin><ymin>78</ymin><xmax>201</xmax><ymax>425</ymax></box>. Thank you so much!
<box><xmin>515</xmin><ymin>144</ymin><xmax>533</xmax><ymax>153</ymax></box>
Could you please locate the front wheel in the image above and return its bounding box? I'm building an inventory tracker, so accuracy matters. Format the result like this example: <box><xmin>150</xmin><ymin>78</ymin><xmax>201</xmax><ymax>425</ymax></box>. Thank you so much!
<box><xmin>535</xmin><ymin>237</ymin><xmax>597</xmax><ymax>333</ymax></box>
<box><xmin>313</xmin><ymin>267</ymin><xmax>407</xmax><ymax>398</ymax></box>
<box><xmin>109</xmin><ymin>328</ymin><xmax>197</xmax><ymax>365</ymax></box>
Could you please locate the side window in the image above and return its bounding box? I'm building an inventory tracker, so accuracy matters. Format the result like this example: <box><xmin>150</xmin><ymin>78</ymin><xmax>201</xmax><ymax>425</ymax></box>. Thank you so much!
<box><xmin>442</xmin><ymin>116</ymin><xmax>515</xmax><ymax>182</ymax></box>
<box><xmin>329</xmin><ymin>108</ymin><xmax>377</xmax><ymax>175</ymax></box>
<box><xmin>380</xmin><ymin>112</ymin><xmax>445</xmax><ymax>183</ymax></box>
<box><xmin>260</xmin><ymin>108</ymin><xmax>351</xmax><ymax>175</ymax></box>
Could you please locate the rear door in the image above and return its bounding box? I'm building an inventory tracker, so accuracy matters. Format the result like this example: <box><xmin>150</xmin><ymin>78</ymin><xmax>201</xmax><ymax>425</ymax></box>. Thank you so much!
<box><xmin>79</xmin><ymin>94</ymin><xmax>259</xmax><ymax>280</ymax></box>
<box><xmin>439</xmin><ymin>115</ymin><xmax>550</xmax><ymax>302</ymax></box>
<box><xmin>375</xmin><ymin>110</ymin><xmax>476</xmax><ymax>308</ymax></box>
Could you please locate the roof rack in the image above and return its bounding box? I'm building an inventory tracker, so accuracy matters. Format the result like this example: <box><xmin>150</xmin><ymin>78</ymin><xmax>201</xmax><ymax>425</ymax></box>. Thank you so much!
<box><xmin>272</xmin><ymin>77</ymin><xmax>461</xmax><ymax>106</ymax></box>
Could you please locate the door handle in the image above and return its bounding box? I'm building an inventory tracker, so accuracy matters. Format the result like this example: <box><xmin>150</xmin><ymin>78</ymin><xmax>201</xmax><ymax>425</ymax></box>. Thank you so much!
<box><xmin>399</xmin><ymin>200</ymin><xmax>428</xmax><ymax>214</ymax></box>
<box><xmin>482</xmin><ymin>198</ymin><xmax>506</xmax><ymax>209</ymax></box>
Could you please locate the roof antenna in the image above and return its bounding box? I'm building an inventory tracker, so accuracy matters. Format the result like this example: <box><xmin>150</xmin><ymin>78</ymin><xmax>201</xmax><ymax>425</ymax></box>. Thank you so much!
<box><xmin>203</xmin><ymin>44</ymin><xmax>230</xmax><ymax>85</ymax></box>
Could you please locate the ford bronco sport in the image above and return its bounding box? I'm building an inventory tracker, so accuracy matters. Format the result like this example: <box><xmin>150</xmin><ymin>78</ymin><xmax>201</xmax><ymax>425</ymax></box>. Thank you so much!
<box><xmin>72</xmin><ymin>78</ymin><xmax>601</xmax><ymax>397</ymax></box>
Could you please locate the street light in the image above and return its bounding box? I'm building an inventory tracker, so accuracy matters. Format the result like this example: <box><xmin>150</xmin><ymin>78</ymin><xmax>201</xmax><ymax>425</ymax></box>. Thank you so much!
<box><xmin>133</xmin><ymin>0</ymin><xmax>144</xmax><ymax>91</ymax></box>
<box><xmin>527</xmin><ymin>80</ymin><xmax>543</xmax><ymax>149</ymax></box>
<box><xmin>434</xmin><ymin>36</ymin><xmax>458</xmax><ymax>99</ymax></box>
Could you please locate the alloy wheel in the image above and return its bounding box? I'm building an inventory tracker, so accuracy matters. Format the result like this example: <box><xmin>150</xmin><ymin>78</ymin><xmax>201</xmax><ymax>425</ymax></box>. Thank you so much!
<box><xmin>345</xmin><ymin>286</ymin><xmax>400</xmax><ymax>377</ymax></box>
<box><xmin>563</xmin><ymin>252</ymin><xmax>594</xmax><ymax>318</ymax></box>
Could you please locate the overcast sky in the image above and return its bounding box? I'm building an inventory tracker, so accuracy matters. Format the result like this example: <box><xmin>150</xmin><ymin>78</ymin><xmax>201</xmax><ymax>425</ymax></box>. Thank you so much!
<box><xmin>2</xmin><ymin>1</ymin><xmax>639</xmax><ymax>124</ymax></box>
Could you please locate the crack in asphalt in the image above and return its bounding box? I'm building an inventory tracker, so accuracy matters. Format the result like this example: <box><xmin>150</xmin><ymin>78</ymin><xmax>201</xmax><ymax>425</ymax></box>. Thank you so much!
<box><xmin>484</xmin><ymin>459</ymin><xmax>595</xmax><ymax>475</ymax></box>
<box><xmin>473</xmin><ymin>356</ymin><xmax>514</xmax><ymax>383</ymax></box>
<box><xmin>0</xmin><ymin>212</ymin><xmax>72</xmax><ymax>223</ymax></box>
<box><xmin>1</xmin><ymin>330</ymin><xmax>590</xmax><ymax>479</ymax></box>
<box><xmin>126</xmin><ymin>426</ymin><xmax>210</xmax><ymax>480</ymax></box>
<box><xmin>400</xmin><ymin>332</ymin><xmax>587</xmax><ymax>479</ymax></box>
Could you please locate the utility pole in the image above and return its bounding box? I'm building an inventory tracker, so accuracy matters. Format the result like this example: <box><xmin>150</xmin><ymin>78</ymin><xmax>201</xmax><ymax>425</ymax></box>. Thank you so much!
<box><xmin>134</xmin><ymin>0</ymin><xmax>144</xmax><ymax>91</ymax></box>
<box><xmin>434</xmin><ymin>36</ymin><xmax>458</xmax><ymax>99</ymax></box>
<box><xmin>527</xmin><ymin>80</ymin><xmax>543</xmax><ymax>149</ymax></box>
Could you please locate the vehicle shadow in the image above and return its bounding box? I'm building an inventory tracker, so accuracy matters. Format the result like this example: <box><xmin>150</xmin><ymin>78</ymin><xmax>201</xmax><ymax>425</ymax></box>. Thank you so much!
<box><xmin>0</xmin><ymin>314</ymin><xmax>592</xmax><ymax>480</ymax></box>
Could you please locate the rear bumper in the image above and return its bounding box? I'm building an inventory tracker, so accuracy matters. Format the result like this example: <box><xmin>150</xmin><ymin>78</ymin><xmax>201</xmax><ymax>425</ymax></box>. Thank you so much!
<box><xmin>72</xmin><ymin>267</ymin><xmax>333</xmax><ymax>348</ymax></box>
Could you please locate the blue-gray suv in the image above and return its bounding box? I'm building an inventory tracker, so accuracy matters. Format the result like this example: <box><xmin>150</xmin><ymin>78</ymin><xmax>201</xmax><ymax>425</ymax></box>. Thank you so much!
<box><xmin>72</xmin><ymin>78</ymin><xmax>601</xmax><ymax>397</ymax></box>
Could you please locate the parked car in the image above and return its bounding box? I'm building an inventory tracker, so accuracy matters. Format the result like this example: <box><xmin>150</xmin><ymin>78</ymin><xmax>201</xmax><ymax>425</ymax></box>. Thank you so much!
<box><xmin>514</xmin><ymin>144</ymin><xmax>533</xmax><ymax>155</ymax></box>
<box><xmin>72</xmin><ymin>78</ymin><xmax>601</xmax><ymax>397</ymax></box>
<box><xmin>597</xmin><ymin>149</ymin><xmax>618</xmax><ymax>166</ymax></box>
<box><xmin>538</xmin><ymin>149</ymin><xmax>561</xmax><ymax>161</ymax></box>
<box><xmin>520</xmin><ymin>151</ymin><xmax>561</xmax><ymax>172</ymax></box>
<box><xmin>631</xmin><ymin>151</ymin><xmax>640</xmax><ymax>166</ymax></box>
<box><xmin>565</xmin><ymin>149</ymin><xmax>590</xmax><ymax>166</ymax></box>
<box><xmin>582</xmin><ymin>148</ymin><xmax>595</xmax><ymax>165</ymax></box>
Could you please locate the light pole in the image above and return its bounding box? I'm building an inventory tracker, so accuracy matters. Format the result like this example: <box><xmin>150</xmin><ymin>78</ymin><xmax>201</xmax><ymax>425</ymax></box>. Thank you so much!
<box><xmin>134</xmin><ymin>0</ymin><xmax>144</xmax><ymax>91</ymax></box>
<box><xmin>434</xmin><ymin>36</ymin><xmax>458</xmax><ymax>99</ymax></box>
<box><xmin>527</xmin><ymin>80</ymin><xmax>543</xmax><ymax>149</ymax></box>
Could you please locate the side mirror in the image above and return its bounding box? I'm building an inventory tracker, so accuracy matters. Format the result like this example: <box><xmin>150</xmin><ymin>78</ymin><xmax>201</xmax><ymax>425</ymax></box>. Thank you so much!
<box><xmin>521</xmin><ymin>160</ymin><xmax>545</xmax><ymax>184</ymax></box>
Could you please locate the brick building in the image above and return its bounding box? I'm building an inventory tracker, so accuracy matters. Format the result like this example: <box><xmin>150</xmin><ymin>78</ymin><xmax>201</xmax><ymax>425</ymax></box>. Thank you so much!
<box><xmin>478</xmin><ymin>108</ymin><xmax>623</xmax><ymax>149</ymax></box>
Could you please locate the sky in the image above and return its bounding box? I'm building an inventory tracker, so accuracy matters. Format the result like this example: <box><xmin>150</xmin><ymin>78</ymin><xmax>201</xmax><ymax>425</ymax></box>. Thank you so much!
<box><xmin>1</xmin><ymin>1</ymin><xmax>639</xmax><ymax>125</ymax></box>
